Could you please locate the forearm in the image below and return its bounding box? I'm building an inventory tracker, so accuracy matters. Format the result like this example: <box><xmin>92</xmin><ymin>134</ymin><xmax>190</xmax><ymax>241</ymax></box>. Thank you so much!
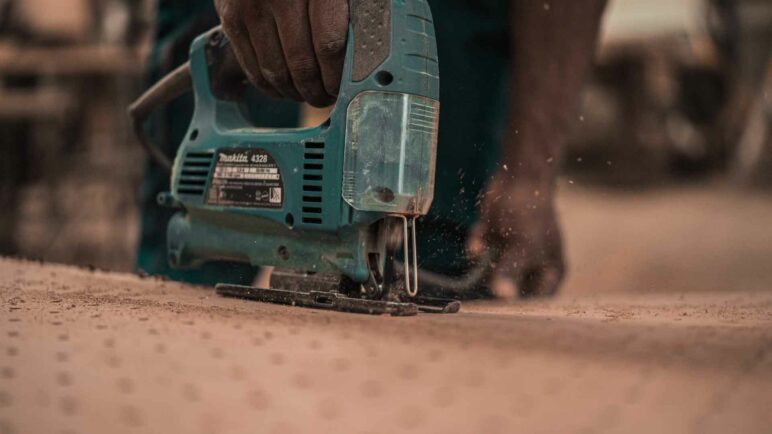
<box><xmin>503</xmin><ymin>0</ymin><xmax>607</xmax><ymax>186</ymax></box>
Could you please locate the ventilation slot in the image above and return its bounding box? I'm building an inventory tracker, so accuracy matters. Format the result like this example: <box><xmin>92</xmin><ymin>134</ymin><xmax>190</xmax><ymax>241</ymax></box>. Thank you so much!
<box><xmin>302</xmin><ymin>142</ymin><xmax>325</xmax><ymax>225</ymax></box>
<box><xmin>178</xmin><ymin>151</ymin><xmax>214</xmax><ymax>198</ymax></box>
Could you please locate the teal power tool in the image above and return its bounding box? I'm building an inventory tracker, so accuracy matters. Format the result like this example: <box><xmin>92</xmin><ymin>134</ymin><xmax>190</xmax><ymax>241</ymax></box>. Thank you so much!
<box><xmin>130</xmin><ymin>0</ymin><xmax>488</xmax><ymax>316</ymax></box>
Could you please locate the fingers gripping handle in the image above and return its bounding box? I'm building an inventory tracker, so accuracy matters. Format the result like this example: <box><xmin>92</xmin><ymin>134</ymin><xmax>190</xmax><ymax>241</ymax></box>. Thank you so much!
<box><xmin>129</xmin><ymin>0</ymin><xmax>439</xmax><ymax>168</ymax></box>
<box><xmin>191</xmin><ymin>0</ymin><xmax>439</xmax><ymax>111</ymax></box>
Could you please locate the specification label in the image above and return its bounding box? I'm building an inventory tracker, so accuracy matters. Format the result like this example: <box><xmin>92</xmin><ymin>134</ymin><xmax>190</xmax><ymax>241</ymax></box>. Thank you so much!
<box><xmin>206</xmin><ymin>148</ymin><xmax>283</xmax><ymax>208</ymax></box>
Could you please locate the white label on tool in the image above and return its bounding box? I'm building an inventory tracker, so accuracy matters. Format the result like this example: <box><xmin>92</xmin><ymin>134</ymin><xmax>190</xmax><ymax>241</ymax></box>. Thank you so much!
<box><xmin>206</xmin><ymin>148</ymin><xmax>283</xmax><ymax>208</ymax></box>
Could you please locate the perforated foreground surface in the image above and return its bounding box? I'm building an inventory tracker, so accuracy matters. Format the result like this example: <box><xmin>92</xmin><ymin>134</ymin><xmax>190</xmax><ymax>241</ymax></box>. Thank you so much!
<box><xmin>1</xmin><ymin>258</ymin><xmax>770</xmax><ymax>434</ymax></box>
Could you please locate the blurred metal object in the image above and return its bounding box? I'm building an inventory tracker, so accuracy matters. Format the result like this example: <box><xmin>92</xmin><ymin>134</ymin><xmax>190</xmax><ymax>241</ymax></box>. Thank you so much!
<box><xmin>566</xmin><ymin>0</ymin><xmax>772</xmax><ymax>185</ymax></box>
<box><xmin>732</xmin><ymin>59</ymin><xmax>772</xmax><ymax>185</ymax></box>
<box><xmin>0</xmin><ymin>0</ymin><xmax>156</xmax><ymax>268</ymax></box>
<box><xmin>0</xmin><ymin>0</ymin><xmax>150</xmax><ymax>44</ymax></box>
<box><xmin>0</xmin><ymin>88</ymin><xmax>73</xmax><ymax>119</ymax></box>
<box><xmin>0</xmin><ymin>43</ymin><xmax>143</xmax><ymax>75</ymax></box>
<box><xmin>7</xmin><ymin>0</ymin><xmax>91</xmax><ymax>43</ymax></box>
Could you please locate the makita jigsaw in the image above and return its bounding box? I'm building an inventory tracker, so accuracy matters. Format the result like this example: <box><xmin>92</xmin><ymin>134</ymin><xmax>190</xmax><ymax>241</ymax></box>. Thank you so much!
<box><xmin>130</xmin><ymin>0</ymin><xmax>481</xmax><ymax>315</ymax></box>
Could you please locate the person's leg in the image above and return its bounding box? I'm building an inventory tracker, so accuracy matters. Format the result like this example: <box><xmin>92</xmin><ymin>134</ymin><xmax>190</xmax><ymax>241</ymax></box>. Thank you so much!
<box><xmin>0</xmin><ymin>122</ymin><xmax>28</xmax><ymax>255</ymax></box>
<box><xmin>470</xmin><ymin>0</ymin><xmax>607</xmax><ymax>297</ymax></box>
<box><xmin>418</xmin><ymin>0</ymin><xmax>511</xmax><ymax>275</ymax></box>
<box><xmin>422</xmin><ymin>0</ymin><xmax>605</xmax><ymax>299</ymax></box>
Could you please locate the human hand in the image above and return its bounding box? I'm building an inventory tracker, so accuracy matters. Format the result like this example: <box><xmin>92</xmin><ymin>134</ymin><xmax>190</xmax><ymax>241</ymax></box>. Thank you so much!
<box><xmin>214</xmin><ymin>0</ymin><xmax>349</xmax><ymax>107</ymax></box>
<box><xmin>468</xmin><ymin>170</ymin><xmax>565</xmax><ymax>298</ymax></box>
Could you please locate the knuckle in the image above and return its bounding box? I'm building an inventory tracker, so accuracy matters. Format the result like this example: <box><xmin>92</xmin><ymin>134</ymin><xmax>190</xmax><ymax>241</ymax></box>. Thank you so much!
<box><xmin>267</xmin><ymin>0</ymin><xmax>293</xmax><ymax>15</ymax></box>
<box><xmin>218</xmin><ymin>4</ymin><xmax>241</xmax><ymax>27</ymax></box>
<box><xmin>315</xmin><ymin>37</ymin><xmax>346</xmax><ymax>58</ymax></box>
<box><xmin>286</xmin><ymin>59</ymin><xmax>330</xmax><ymax>105</ymax></box>
<box><xmin>220</xmin><ymin>20</ymin><xmax>243</xmax><ymax>39</ymax></box>
<box><xmin>287</xmin><ymin>57</ymin><xmax>320</xmax><ymax>81</ymax></box>
<box><xmin>261</xmin><ymin>68</ymin><xmax>292</xmax><ymax>88</ymax></box>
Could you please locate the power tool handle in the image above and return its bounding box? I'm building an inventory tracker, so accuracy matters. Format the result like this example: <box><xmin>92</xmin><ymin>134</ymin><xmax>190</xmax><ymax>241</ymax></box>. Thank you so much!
<box><xmin>203</xmin><ymin>33</ymin><xmax>249</xmax><ymax>101</ymax></box>
<box><xmin>206</xmin><ymin>0</ymin><xmax>394</xmax><ymax>96</ymax></box>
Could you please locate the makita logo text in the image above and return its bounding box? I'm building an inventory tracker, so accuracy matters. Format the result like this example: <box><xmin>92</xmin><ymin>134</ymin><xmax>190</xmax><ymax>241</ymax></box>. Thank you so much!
<box><xmin>219</xmin><ymin>153</ymin><xmax>249</xmax><ymax>163</ymax></box>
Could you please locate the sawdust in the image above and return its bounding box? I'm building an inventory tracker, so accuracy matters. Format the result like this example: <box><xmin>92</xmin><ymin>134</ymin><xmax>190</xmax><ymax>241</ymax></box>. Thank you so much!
<box><xmin>2</xmin><ymin>186</ymin><xmax>772</xmax><ymax>433</ymax></box>
<box><xmin>0</xmin><ymin>258</ymin><xmax>770</xmax><ymax>434</ymax></box>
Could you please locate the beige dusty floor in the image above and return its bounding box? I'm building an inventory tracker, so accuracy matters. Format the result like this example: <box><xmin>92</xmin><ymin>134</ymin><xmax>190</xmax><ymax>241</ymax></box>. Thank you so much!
<box><xmin>1</xmin><ymin>186</ymin><xmax>772</xmax><ymax>434</ymax></box>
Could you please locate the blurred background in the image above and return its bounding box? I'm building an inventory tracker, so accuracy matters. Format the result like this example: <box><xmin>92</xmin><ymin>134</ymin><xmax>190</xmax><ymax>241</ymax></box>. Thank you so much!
<box><xmin>0</xmin><ymin>0</ymin><xmax>770</xmax><ymax>294</ymax></box>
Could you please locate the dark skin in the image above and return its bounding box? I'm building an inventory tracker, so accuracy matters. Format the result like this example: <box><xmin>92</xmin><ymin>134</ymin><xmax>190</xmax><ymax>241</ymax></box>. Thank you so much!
<box><xmin>215</xmin><ymin>0</ymin><xmax>607</xmax><ymax>298</ymax></box>
<box><xmin>471</xmin><ymin>0</ymin><xmax>608</xmax><ymax>297</ymax></box>
<box><xmin>214</xmin><ymin>0</ymin><xmax>348</xmax><ymax>107</ymax></box>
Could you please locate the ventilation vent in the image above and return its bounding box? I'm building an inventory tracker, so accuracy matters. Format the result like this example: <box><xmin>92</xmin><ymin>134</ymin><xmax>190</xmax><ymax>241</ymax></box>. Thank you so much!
<box><xmin>177</xmin><ymin>151</ymin><xmax>214</xmax><ymax>198</ymax></box>
<box><xmin>302</xmin><ymin>142</ymin><xmax>324</xmax><ymax>224</ymax></box>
